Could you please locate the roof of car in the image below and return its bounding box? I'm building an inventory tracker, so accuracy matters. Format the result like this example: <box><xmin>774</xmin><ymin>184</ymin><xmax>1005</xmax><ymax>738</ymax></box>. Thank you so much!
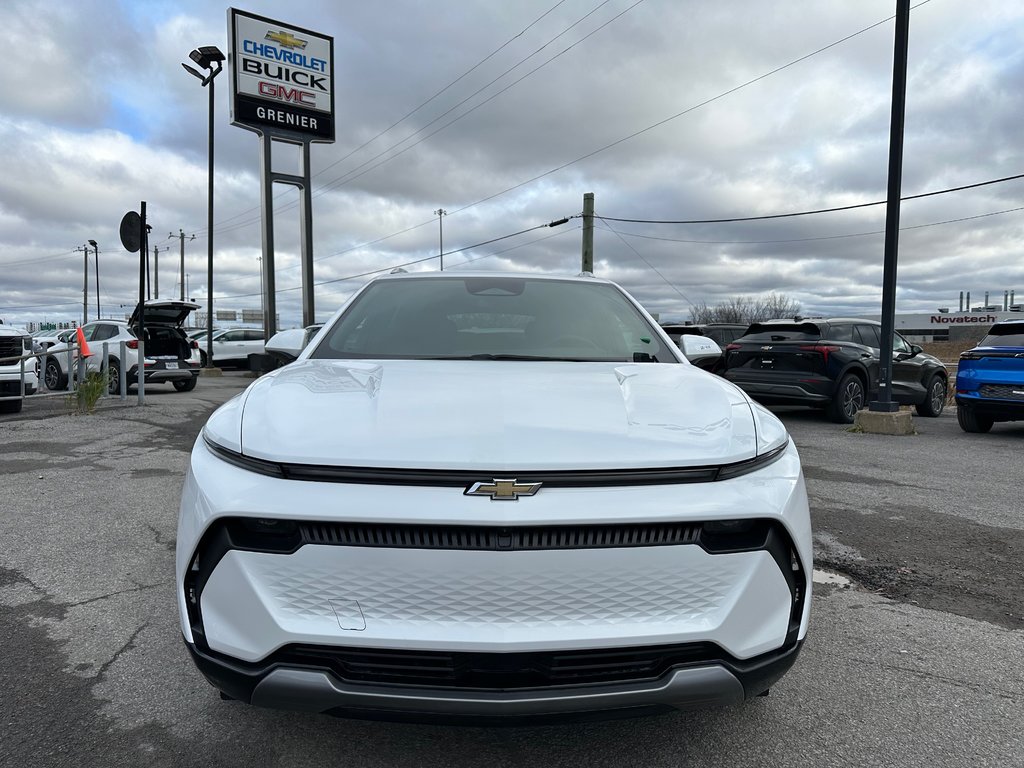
<box><xmin>372</xmin><ymin>270</ymin><xmax>612</xmax><ymax>285</ymax></box>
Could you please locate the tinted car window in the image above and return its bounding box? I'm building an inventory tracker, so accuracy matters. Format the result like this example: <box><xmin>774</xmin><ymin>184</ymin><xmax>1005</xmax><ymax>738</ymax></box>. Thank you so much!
<box><xmin>94</xmin><ymin>324</ymin><xmax>119</xmax><ymax>342</ymax></box>
<box><xmin>980</xmin><ymin>323</ymin><xmax>1024</xmax><ymax>347</ymax></box>
<box><xmin>737</xmin><ymin>323</ymin><xmax>821</xmax><ymax>342</ymax></box>
<box><xmin>854</xmin><ymin>324</ymin><xmax>881</xmax><ymax>348</ymax></box>
<box><xmin>827</xmin><ymin>324</ymin><xmax>853</xmax><ymax>342</ymax></box>
<box><xmin>311</xmin><ymin>277</ymin><xmax>672</xmax><ymax>362</ymax></box>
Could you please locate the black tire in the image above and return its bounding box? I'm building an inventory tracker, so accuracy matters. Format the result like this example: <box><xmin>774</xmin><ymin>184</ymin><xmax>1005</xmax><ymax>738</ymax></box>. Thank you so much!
<box><xmin>828</xmin><ymin>373</ymin><xmax>865</xmax><ymax>424</ymax></box>
<box><xmin>173</xmin><ymin>376</ymin><xmax>198</xmax><ymax>392</ymax></box>
<box><xmin>915</xmin><ymin>375</ymin><xmax>946</xmax><ymax>417</ymax></box>
<box><xmin>106</xmin><ymin>358</ymin><xmax>121</xmax><ymax>395</ymax></box>
<box><xmin>957</xmin><ymin>405</ymin><xmax>993</xmax><ymax>433</ymax></box>
<box><xmin>44</xmin><ymin>357</ymin><xmax>67</xmax><ymax>391</ymax></box>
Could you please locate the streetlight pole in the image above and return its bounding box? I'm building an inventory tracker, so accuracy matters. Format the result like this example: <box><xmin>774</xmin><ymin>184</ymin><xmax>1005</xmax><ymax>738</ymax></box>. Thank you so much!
<box><xmin>434</xmin><ymin>209</ymin><xmax>447</xmax><ymax>271</ymax></box>
<box><xmin>88</xmin><ymin>239</ymin><xmax>100</xmax><ymax>319</ymax></box>
<box><xmin>182</xmin><ymin>45</ymin><xmax>224</xmax><ymax>370</ymax></box>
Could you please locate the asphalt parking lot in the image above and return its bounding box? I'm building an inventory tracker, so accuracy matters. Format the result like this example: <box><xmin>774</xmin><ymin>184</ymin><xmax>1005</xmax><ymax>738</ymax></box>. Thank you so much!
<box><xmin>1</xmin><ymin>378</ymin><xmax>1022</xmax><ymax>767</ymax></box>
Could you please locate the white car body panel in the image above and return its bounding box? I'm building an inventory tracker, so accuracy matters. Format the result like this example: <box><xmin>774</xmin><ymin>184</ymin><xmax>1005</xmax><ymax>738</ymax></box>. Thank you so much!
<box><xmin>201</xmin><ymin>545</ymin><xmax>791</xmax><ymax>662</ymax></box>
<box><xmin>236</xmin><ymin>360</ymin><xmax>757</xmax><ymax>469</ymax></box>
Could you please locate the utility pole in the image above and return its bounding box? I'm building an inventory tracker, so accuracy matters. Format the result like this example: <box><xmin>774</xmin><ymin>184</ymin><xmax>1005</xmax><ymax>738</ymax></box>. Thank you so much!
<box><xmin>89</xmin><ymin>240</ymin><xmax>100</xmax><ymax>319</ymax></box>
<box><xmin>78</xmin><ymin>244</ymin><xmax>89</xmax><ymax>325</ymax></box>
<box><xmin>153</xmin><ymin>245</ymin><xmax>160</xmax><ymax>299</ymax></box>
<box><xmin>434</xmin><ymin>209</ymin><xmax>447</xmax><ymax>271</ymax></box>
<box><xmin>581</xmin><ymin>192</ymin><xmax>594</xmax><ymax>273</ymax></box>
<box><xmin>172</xmin><ymin>230</ymin><xmax>195</xmax><ymax>302</ymax></box>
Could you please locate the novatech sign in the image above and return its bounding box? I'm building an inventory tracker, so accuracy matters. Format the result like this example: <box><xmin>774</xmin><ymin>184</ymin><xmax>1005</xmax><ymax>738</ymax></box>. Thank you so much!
<box><xmin>929</xmin><ymin>314</ymin><xmax>997</xmax><ymax>324</ymax></box>
<box><xmin>228</xmin><ymin>9</ymin><xmax>335</xmax><ymax>141</ymax></box>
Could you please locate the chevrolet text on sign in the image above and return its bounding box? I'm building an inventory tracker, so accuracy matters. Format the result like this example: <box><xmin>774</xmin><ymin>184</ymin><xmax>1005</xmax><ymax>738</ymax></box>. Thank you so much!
<box><xmin>228</xmin><ymin>8</ymin><xmax>335</xmax><ymax>141</ymax></box>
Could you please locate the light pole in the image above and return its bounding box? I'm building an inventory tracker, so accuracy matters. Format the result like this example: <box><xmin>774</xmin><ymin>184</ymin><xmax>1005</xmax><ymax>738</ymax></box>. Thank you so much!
<box><xmin>182</xmin><ymin>45</ymin><xmax>224</xmax><ymax>369</ymax></box>
<box><xmin>434</xmin><ymin>209</ymin><xmax>447</xmax><ymax>271</ymax></box>
<box><xmin>88</xmin><ymin>239</ymin><xmax>100</xmax><ymax>319</ymax></box>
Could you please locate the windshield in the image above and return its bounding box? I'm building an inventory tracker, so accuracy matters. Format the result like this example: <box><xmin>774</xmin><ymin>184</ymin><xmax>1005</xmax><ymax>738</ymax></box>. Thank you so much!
<box><xmin>980</xmin><ymin>323</ymin><xmax>1024</xmax><ymax>347</ymax></box>
<box><xmin>309</xmin><ymin>276</ymin><xmax>673</xmax><ymax>362</ymax></box>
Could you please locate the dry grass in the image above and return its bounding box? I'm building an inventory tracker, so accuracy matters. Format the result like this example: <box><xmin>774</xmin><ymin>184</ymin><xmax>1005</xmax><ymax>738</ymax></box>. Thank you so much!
<box><xmin>919</xmin><ymin>341</ymin><xmax>972</xmax><ymax>363</ymax></box>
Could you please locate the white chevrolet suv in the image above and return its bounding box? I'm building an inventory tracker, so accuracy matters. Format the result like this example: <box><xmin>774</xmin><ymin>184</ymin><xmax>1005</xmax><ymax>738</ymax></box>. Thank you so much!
<box><xmin>178</xmin><ymin>272</ymin><xmax>812</xmax><ymax>723</ymax></box>
<box><xmin>45</xmin><ymin>301</ymin><xmax>201</xmax><ymax>393</ymax></box>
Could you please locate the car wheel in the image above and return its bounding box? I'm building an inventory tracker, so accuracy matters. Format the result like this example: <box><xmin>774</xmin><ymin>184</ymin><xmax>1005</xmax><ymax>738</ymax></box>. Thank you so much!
<box><xmin>915</xmin><ymin>375</ymin><xmax>946</xmax><ymax>417</ymax></box>
<box><xmin>173</xmin><ymin>377</ymin><xmax>198</xmax><ymax>392</ymax></box>
<box><xmin>828</xmin><ymin>373</ymin><xmax>864</xmax><ymax>424</ymax></box>
<box><xmin>957</xmin><ymin>405</ymin><xmax>993</xmax><ymax>433</ymax></box>
<box><xmin>106</xmin><ymin>358</ymin><xmax>121</xmax><ymax>395</ymax></box>
<box><xmin>44</xmin><ymin>357</ymin><xmax>67</xmax><ymax>390</ymax></box>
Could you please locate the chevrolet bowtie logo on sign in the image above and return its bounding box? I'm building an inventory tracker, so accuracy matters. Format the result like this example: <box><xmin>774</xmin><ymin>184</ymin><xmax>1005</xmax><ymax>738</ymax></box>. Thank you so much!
<box><xmin>265</xmin><ymin>30</ymin><xmax>307</xmax><ymax>49</ymax></box>
<box><xmin>465</xmin><ymin>479</ymin><xmax>542</xmax><ymax>501</ymax></box>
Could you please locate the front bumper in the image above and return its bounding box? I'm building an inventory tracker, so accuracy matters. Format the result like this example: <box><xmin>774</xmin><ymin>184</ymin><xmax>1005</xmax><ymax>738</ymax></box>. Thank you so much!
<box><xmin>185</xmin><ymin>638</ymin><xmax>803</xmax><ymax>723</ymax></box>
<box><xmin>178</xmin><ymin>437</ymin><xmax>812</xmax><ymax>719</ymax></box>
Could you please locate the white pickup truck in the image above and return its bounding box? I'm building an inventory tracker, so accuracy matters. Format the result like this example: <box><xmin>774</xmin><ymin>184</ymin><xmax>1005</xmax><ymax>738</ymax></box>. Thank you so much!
<box><xmin>0</xmin><ymin>324</ymin><xmax>39</xmax><ymax>414</ymax></box>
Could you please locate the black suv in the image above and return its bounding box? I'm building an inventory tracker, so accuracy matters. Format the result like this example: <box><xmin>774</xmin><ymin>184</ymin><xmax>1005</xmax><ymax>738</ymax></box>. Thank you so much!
<box><xmin>720</xmin><ymin>318</ymin><xmax>948</xmax><ymax>423</ymax></box>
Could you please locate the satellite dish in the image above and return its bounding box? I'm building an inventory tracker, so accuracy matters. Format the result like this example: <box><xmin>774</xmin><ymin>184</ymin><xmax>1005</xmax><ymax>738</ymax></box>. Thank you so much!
<box><xmin>119</xmin><ymin>211</ymin><xmax>143</xmax><ymax>253</ymax></box>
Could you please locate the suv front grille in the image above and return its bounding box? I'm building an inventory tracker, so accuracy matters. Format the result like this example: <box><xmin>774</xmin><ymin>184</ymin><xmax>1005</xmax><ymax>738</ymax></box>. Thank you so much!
<box><xmin>271</xmin><ymin>642</ymin><xmax>723</xmax><ymax>690</ymax></box>
<box><xmin>300</xmin><ymin>520</ymin><xmax>703</xmax><ymax>551</ymax></box>
<box><xmin>979</xmin><ymin>384</ymin><xmax>1024</xmax><ymax>401</ymax></box>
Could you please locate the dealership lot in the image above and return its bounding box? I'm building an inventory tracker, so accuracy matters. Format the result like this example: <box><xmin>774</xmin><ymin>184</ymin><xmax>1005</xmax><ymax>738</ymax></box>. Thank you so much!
<box><xmin>1</xmin><ymin>378</ymin><xmax>1022</xmax><ymax>767</ymax></box>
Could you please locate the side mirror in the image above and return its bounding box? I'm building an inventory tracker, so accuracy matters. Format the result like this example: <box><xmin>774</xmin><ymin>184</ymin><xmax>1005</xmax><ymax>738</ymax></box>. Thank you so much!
<box><xmin>910</xmin><ymin>344</ymin><xmax>923</xmax><ymax>356</ymax></box>
<box><xmin>678</xmin><ymin>334</ymin><xmax>723</xmax><ymax>362</ymax></box>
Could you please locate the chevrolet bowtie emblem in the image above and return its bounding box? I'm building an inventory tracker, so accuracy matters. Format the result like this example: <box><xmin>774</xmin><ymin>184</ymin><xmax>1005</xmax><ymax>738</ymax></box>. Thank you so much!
<box><xmin>265</xmin><ymin>30</ymin><xmax>308</xmax><ymax>49</ymax></box>
<box><xmin>465</xmin><ymin>479</ymin><xmax>542</xmax><ymax>501</ymax></box>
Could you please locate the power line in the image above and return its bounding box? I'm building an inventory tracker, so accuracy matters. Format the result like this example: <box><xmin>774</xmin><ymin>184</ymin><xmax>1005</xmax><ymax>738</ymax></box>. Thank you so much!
<box><xmin>596</xmin><ymin>220</ymin><xmax>693</xmax><ymax>305</ymax></box>
<box><xmin>608</xmin><ymin>205</ymin><xmax>1024</xmax><ymax>245</ymax></box>
<box><xmin>213</xmin><ymin>216</ymin><xmax>574</xmax><ymax>300</ymax></box>
<box><xmin>597</xmin><ymin>171</ymin><xmax>1024</xmax><ymax>225</ymax></box>
<box><xmin>0</xmin><ymin>249</ymin><xmax>80</xmax><ymax>268</ymax></box>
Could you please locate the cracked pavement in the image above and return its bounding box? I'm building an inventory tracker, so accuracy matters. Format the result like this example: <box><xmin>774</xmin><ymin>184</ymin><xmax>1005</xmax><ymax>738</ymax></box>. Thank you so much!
<box><xmin>1</xmin><ymin>378</ymin><xmax>1022</xmax><ymax>767</ymax></box>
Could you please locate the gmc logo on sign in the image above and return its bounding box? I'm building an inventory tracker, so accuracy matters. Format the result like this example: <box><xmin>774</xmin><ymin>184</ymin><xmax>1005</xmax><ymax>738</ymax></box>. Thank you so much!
<box><xmin>258</xmin><ymin>82</ymin><xmax>316</xmax><ymax>105</ymax></box>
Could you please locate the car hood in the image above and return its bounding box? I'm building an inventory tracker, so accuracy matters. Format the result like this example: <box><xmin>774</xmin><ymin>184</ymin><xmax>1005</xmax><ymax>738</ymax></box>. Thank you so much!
<box><xmin>208</xmin><ymin>360</ymin><xmax>768</xmax><ymax>471</ymax></box>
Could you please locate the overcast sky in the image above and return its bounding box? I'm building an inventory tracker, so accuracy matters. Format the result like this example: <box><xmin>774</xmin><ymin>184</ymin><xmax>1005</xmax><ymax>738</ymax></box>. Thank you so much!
<box><xmin>1</xmin><ymin>0</ymin><xmax>1022</xmax><ymax>329</ymax></box>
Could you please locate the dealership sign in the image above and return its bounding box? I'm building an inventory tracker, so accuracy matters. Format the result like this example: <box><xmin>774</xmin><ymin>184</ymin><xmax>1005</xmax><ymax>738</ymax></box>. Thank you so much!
<box><xmin>228</xmin><ymin>8</ymin><xmax>335</xmax><ymax>141</ymax></box>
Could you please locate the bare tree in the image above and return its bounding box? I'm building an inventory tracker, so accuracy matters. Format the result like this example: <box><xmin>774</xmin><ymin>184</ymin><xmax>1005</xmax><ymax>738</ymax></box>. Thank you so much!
<box><xmin>688</xmin><ymin>293</ymin><xmax>801</xmax><ymax>324</ymax></box>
